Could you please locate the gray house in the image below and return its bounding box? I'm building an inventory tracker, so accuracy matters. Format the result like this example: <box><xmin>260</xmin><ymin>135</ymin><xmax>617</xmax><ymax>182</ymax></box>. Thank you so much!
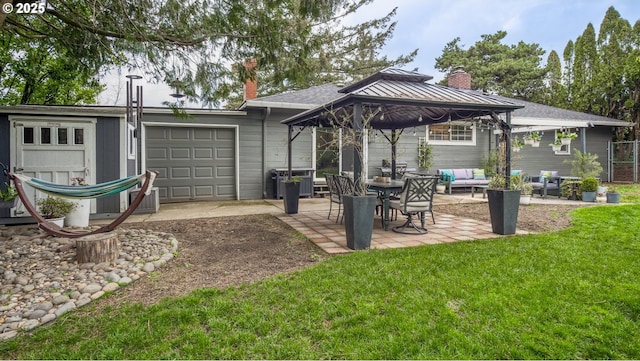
<box><xmin>0</xmin><ymin>68</ymin><xmax>630</xmax><ymax>223</ymax></box>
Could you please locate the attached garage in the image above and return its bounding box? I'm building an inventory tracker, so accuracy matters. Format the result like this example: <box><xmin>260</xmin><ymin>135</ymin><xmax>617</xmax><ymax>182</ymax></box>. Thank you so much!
<box><xmin>144</xmin><ymin>123</ymin><xmax>239</xmax><ymax>203</ymax></box>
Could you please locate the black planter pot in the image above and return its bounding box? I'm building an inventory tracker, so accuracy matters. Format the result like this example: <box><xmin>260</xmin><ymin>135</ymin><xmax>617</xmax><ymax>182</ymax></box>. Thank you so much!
<box><xmin>343</xmin><ymin>194</ymin><xmax>377</xmax><ymax>250</ymax></box>
<box><xmin>282</xmin><ymin>181</ymin><xmax>300</xmax><ymax>214</ymax></box>
<box><xmin>487</xmin><ymin>189</ymin><xmax>521</xmax><ymax>235</ymax></box>
<box><xmin>0</xmin><ymin>198</ymin><xmax>16</xmax><ymax>210</ymax></box>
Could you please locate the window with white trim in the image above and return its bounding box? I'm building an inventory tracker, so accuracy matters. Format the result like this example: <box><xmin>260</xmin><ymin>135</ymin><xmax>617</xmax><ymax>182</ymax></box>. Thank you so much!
<box><xmin>427</xmin><ymin>122</ymin><xmax>475</xmax><ymax>145</ymax></box>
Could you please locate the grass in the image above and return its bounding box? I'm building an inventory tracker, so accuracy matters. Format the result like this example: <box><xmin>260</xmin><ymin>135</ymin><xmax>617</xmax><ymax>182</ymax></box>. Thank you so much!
<box><xmin>1</xmin><ymin>194</ymin><xmax>640</xmax><ymax>359</ymax></box>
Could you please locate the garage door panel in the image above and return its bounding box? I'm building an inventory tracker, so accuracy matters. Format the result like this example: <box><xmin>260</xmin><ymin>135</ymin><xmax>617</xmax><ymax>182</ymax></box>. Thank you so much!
<box><xmin>195</xmin><ymin>186</ymin><xmax>214</xmax><ymax>197</ymax></box>
<box><xmin>171</xmin><ymin>148</ymin><xmax>190</xmax><ymax>159</ymax></box>
<box><xmin>194</xmin><ymin>167</ymin><xmax>214</xmax><ymax>178</ymax></box>
<box><xmin>194</xmin><ymin>148</ymin><xmax>213</xmax><ymax>159</ymax></box>
<box><xmin>170</xmin><ymin>128</ymin><xmax>190</xmax><ymax>140</ymax></box>
<box><xmin>146</xmin><ymin>126</ymin><xmax>235</xmax><ymax>203</ymax></box>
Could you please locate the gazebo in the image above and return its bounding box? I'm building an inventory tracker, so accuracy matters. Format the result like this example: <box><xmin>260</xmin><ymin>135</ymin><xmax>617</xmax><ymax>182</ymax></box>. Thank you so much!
<box><xmin>281</xmin><ymin>68</ymin><xmax>524</xmax><ymax>192</ymax></box>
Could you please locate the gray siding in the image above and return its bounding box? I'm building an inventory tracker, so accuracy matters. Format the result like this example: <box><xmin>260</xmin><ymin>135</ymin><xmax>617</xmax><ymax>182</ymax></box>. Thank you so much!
<box><xmin>0</xmin><ymin>115</ymin><xmax>10</xmax><ymax>218</ymax></box>
<box><xmin>95</xmin><ymin>117</ymin><xmax>121</xmax><ymax>213</ymax></box>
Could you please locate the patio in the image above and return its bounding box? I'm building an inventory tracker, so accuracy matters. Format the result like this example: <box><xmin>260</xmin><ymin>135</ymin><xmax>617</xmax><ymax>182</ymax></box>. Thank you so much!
<box><xmin>274</xmin><ymin>194</ymin><xmax>531</xmax><ymax>254</ymax></box>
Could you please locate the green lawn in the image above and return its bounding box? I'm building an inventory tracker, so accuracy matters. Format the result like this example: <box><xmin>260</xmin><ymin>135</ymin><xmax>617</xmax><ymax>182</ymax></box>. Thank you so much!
<box><xmin>1</xmin><ymin>197</ymin><xmax>640</xmax><ymax>359</ymax></box>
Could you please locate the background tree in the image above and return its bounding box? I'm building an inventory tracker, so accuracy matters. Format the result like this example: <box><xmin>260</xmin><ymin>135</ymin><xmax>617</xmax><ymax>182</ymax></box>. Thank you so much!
<box><xmin>434</xmin><ymin>30</ymin><xmax>547</xmax><ymax>101</ymax></box>
<box><xmin>1</xmin><ymin>0</ymin><xmax>416</xmax><ymax>107</ymax></box>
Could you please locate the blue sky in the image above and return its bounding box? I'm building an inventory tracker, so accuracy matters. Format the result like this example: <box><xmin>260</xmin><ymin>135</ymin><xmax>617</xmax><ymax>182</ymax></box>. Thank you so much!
<box><xmin>98</xmin><ymin>0</ymin><xmax>640</xmax><ymax>107</ymax></box>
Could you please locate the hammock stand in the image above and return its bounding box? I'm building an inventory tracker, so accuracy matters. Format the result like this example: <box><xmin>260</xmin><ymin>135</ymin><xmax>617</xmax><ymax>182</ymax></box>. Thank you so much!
<box><xmin>8</xmin><ymin>170</ymin><xmax>158</xmax><ymax>238</ymax></box>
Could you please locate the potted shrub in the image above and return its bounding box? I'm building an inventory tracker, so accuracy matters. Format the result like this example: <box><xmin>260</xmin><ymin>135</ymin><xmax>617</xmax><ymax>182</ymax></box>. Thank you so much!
<box><xmin>606</xmin><ymin>186</ymin><xmax>621</xmax><ymax>204</ymax></box>
<box><xmin>0</xmin><ymin>182</ymin><xmax>18</xmax><ymax>210</ymax></box>
<box><xmin>282</xmin><ymin>175</ymin><xmax>302</xmax><ymax>214</ymax></box>
<box><xmin>486</xmin><ymin>173</ymin><xmax>521</xmax><ymax>235</ymax></box>
<box><xmin>511</xmin><ymin>174</ymin><xmax>533</xmax><ymax>206</ymax></box>
<box><xmin>580</xmin><ymin>177</ymin><xmax>598</xmax><ymax>202</ymax></box>
<box><xmin>36</xmin><ymin>196</ymin><xmax>76</xmax><ymax>227</ymax></box>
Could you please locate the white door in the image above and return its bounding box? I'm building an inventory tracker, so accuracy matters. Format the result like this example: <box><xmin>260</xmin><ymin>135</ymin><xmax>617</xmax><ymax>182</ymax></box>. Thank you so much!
<box><xmin>9</xmin><ymin>117</ymin><xmax>96</xmax><ymax>217</ymax></box>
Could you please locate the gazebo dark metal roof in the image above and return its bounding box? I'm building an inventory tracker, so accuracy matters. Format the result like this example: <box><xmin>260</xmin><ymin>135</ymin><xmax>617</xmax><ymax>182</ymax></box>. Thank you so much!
<box><xmin>280</xmin><ymin>68</ymin><xmax>524</xmax><ymax>188</ymax></box>
<box><xmin>282</xmin><ymin>68</ymin><xmax>524</xmax><ymax>130</ymax></box>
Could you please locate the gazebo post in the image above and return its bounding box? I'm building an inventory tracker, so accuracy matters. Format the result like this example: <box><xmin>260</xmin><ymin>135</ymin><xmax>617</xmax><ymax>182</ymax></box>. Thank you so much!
<box><xmin>352</xmin><ymin>101</ymin><xmax>364</xmax><ymax>195</ymax></box>
<box><xmin>505</xmin><ymin>111</ymin><xmax>512</xmax><ymax>189</ymax></box>
<box><xmin>391</xmin><ymin>128</ymin><xmax>397</xmax><ymax>180</ymax></box>
<box><xmin>287</xmin><ymin>125</ymin><xmax>293</xmax><ymax>181</ymax></box>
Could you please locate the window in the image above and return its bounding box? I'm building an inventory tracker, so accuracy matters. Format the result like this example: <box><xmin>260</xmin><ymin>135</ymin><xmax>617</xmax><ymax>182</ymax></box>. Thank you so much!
<box><xmin>74</xmin><ymin>128</ymin><xmax>84</xmax><ymax>144</ymax></box>
<box><xmin>428</xmin><ymin>122</ymin><xmax>475</xmax><ymax>145</ymax></box>
<box><xmin>23</xmin><ymin>127</ymin><xmax>34</xmax><ymax>144</ymax></box>
<box><xmin>58</xmin><ymin>128</ymin><xmax>68</xmax><ymax>145</ymax></box>
<box><xmin>41</xmin><ymin>127</ymin><xmax>51</xmax><ymax>144</ymax></box>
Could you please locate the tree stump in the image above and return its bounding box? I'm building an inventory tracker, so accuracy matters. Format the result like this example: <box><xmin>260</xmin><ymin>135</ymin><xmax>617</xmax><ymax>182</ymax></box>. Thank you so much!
<box><xmin>76</xmin><ymin>232</ymin><xmax>120</xmax><ymax>264</ymax></box>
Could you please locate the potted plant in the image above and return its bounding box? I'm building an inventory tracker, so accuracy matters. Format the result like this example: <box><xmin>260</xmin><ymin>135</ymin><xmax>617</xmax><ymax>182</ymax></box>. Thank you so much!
<box><xmin>282</xmin><ymin>175</ymin><xmax>302</xmax><ymax>214</ymax></box>
<box><xmin>550</xmin><ymin>138</ymin><xmax>563</xmax><ymax>152</ymax></box>
<box><xmin>606</xmin><ymin>186</ymin><xmax>621</xmax><ymax>204</ymax></box>
<box><xmin>435</xmin><ymin>179</ymin><xmax>446</xmax><ymax>194</ymax></box>
<box><xmin>487</xmin><ymin>173</ymin><xmax>521</xmax><ymax>235</ymax></box>
<box><xmin>511</xmin><ymin>174</ymin><xmax>533</xmax><ymax>206</ymax></box>
<box><xmin>580</xmin><ymin>177</ymin><xmax>598</xmax><ymax>202</ymax></box>
<box><xmin>524</xmin><ymin>131</ymin><xmax>542</xmax><ymax>147</ymax></box>
<box><xmin>36</xmin><ymin>196</ymin><xmax>76</xmax><ymax>227</ymax></box>
<box><xmin>65</xmin><ymin>177</ymin><xmax>91</xmax><ymax>227</ymax></box>
<box><xmin>511</xmin><ymin>136</ymin><xmax>524</xmax><ymax>153</ymax></box>
<box><xmin>0</xmin><ymin>182</ymin><xmax>18</xmax><ymax>209</ymax></box>
<box><xmin>417</xmin><ymin>140</ymin><xmax>434</xmax><ymax>172</ymax></box>
<box><xmin>558</xmin><ymin>131</ymin><xmax>578</xmax><ymax>145</ymax></box>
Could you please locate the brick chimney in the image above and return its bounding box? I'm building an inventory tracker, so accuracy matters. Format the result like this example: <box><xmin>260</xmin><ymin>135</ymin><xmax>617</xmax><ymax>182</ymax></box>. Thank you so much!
<box><xmin>243</xmin><ymin>58</ymin><xmax>258</xmax><ymax>101</ymax></box>
<box><xmin>447</xmin><ymin>66</ymin><xmax>471</xmax><ymax>90</ymax></box>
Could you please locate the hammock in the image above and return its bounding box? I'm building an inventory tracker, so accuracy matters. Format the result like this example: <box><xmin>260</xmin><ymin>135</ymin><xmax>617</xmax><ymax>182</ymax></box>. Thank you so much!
<box><xmin>8</xmin><ymin>170</ymin><xmax>158</xmax><ymax>238</ymax></box>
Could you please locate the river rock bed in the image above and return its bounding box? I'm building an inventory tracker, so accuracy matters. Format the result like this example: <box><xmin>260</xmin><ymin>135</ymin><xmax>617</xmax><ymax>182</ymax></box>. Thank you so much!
<box><xmin>0</xmin><ymin>225</ymin><xmax>178</xmax><ymax>341</ymax></box>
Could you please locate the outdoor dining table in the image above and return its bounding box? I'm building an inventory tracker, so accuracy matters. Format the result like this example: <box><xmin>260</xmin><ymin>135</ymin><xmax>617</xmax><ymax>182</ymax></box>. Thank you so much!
<box><xmin>366</xmin><ymin>179</ymin><xmax>405</xmax><ymax>231</ymax></box>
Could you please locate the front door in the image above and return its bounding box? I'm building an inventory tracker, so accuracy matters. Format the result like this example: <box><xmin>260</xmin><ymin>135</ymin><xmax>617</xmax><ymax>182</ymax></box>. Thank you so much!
<box><xmin>9</xmin><ymin>117</ymin><xmax>96</xmax><ymax>217</ymax></box>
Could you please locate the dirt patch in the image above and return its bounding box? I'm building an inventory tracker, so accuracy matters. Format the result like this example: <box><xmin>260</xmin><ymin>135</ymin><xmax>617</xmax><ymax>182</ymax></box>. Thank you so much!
<box><xmin>88</xmin><ymin>203</ymin><xmax>582</xmax><ymax>309</ymax></box>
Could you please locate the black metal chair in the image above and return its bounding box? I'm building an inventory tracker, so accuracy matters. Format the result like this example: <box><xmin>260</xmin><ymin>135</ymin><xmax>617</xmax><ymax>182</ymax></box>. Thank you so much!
<box><xmin>325</xmin><ymin>174</ymin><xmax>341</xmax><ymax>223</ymax></box>
<box><xmin>389</xmin><ymin>176</ymin><xmax>438</xmax><ymax>234</ymax></box>
<box><xmin>333</xmin><ymin>175</ymin><xmax>355</xmax><ymax>224</ymax></box>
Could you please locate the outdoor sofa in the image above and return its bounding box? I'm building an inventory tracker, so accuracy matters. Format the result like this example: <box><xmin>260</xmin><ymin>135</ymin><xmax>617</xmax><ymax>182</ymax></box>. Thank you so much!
<box><xmin>436</xmin><ymin>168</ymin><xmax>491</xmax><ymax>195</ymax></box>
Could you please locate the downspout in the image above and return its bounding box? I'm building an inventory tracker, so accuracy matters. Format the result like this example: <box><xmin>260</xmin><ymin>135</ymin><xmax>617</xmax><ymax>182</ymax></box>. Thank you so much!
<box><xmin>261</xmin><ymin>107</ymin><xmax>271</xmax><ymax>199</ymax></box>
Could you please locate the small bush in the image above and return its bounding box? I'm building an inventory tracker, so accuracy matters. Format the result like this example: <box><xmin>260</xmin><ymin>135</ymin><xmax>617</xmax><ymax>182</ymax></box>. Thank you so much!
<box><xmin>580</xmin><ymin>177</ymin><xmax>598</xmax><ymax>192</ymax></box>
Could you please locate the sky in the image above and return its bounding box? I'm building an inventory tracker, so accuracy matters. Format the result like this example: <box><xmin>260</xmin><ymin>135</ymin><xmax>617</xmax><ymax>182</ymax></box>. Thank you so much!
<box><xmin>96</xmin><ymin>0</ymin><xmax>640</xmax><ymax>108</ymax></box>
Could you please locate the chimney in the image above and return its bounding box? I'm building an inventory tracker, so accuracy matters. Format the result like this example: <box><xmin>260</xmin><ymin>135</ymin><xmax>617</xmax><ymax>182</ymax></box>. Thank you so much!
<box><xmin>243</xmin><ymin>58</ymin><xmax>258</xmax><ymax>101</ymax></box>
<box><xmin>447</xmin><ymin>66</ymin><xmax>471</xmax><ymax>90</ymax></box>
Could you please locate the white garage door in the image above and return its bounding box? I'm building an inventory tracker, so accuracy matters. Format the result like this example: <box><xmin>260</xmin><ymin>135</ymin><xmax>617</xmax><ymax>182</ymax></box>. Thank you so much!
<box><xmin>145</xmin><ymin>126</ymin><xmax>236</xmax><ymax>203</ymax></box>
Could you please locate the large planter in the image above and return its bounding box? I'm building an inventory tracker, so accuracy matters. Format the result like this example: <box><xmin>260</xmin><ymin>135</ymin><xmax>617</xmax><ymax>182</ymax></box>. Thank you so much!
<box><xmin>487</xmin><ymin>189</ymin><xmax>521</xmax><ymax>235</ymax></box>
<box><xmin>282</xmin><ymin>181</ymin><xmax>300</xmax><ymax>214</ymax></box>
<box><xmin>581</xmin><ymin>191</ymin><xmax>596</xmax><ymax>202</ymax></box>
<box><xmin>47</xmin><ymin>217</ymin><xmax>65</xmax><ymax>227</ymax></box>
<box><xmin>606</xmin><ymin>192</ymin><xmax>621</xmax><ymax>204</ymax></box>
<box><xmin>65</xmin><ymin>199</ymin><xmax>91</xmax><ymax>227</ymax></box>
<box><xmin>343</xmin><ymin>194</ymin><xmax>377</xmax><ymax>250</ymax></box>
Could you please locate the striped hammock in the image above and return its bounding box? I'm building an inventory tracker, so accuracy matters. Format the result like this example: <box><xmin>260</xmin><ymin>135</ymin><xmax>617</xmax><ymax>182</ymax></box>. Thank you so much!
<box><xmin>12</xmin><ymin>173</ymin><xmax>155</xmax><ymax>199</ymax></box>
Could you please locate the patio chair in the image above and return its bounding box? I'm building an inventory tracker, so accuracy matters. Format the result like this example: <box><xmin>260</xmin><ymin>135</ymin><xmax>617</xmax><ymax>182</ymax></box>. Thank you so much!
<box><xmin>325</xmin><ymin>174</ymin><xmax>341</xmax><ymax>223</ymax></box>
<box><xmin>531</xmin><ymin>170</ymin><xmax>560</xmax><ymax>198</ymax></box>
<box><xmin>389</xmin><ymin>176</ymin><xmax>438</xmax><ymax>234</ymax></box>
<box><xmin>333</xmin><ymin>174</ymin><xmax>355</xmax><ymax>224</ymax></box>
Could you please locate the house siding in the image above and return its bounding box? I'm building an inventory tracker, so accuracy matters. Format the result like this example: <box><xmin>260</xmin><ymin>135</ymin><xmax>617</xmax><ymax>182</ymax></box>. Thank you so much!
<box><xmin>95</xmin><ymin>117</ymin><xmax>121</xmax><ymax>213</ymax></box>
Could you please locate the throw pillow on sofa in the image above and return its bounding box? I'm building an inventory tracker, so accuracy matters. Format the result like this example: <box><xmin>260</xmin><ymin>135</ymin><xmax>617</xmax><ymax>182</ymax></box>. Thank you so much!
<box><xmin>440</xmin><ymin>170</ymin><xmax>455</xmax><ymax>183</ymax></box>
<box><xmin>472</xmin><ymin>169</ymin><xmax>486</xmax><ymax>180</ymax></box>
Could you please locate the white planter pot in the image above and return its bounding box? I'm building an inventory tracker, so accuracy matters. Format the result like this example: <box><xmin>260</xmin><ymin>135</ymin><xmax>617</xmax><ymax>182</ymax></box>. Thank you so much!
<box><xmin>524</xmin><ymin>138</ymin><xmax>534</xmax><ymax>145</ymax></box>
<box><xmin>48</xmin><ymin>217</ymin><xmax>65</xmax><ymax>227</ymax></box>
<box><xmin>531</xmin><ymin>140</ymin><xmax>540</xmax><ymax>148</ymax></box>
<box><xmin>519</xmin><ymin>195</ymin><xmax>531</xmax><ymax>205</ymax></box>
<box><xmin>561</xmin><ymin>138</ymin><xmax>571</xmax><ymax>145</ymax></box>
<box><xmin>551</xmin><ymin>145</ymin><xmax>562</xmax><ymax>152</ymax></box>
<box><xmin>436</xmin><ymin>184</ymin><xmax>446</xmax><ymax>194</ymax></box>
<box><xmin>65</xmin><ymin>199</ymin><xmax>91</xmax><ymax>227</ymax></box>
<box><xmin>596</xmin><ymin>195</ymin><xmax>607</xmax><ymax>203</ymax></box>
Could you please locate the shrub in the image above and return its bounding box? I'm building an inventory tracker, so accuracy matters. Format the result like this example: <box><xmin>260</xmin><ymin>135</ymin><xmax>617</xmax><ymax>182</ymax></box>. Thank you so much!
<box><xmin>36</xmin><ymin>197</ymin><xmax>75</xmax><ymax>219</ymax></box>
<box><xmin>580</xmin><ymin>178</ymin><xmax>598</xmax><ymax>192</ymax></box>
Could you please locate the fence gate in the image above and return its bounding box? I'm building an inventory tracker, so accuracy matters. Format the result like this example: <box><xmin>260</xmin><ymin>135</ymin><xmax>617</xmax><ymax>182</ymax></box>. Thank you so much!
<box><xmin>609</xmin><ymin>141</ymin><xmax>638</xmax><ymax>183</ymax></box>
